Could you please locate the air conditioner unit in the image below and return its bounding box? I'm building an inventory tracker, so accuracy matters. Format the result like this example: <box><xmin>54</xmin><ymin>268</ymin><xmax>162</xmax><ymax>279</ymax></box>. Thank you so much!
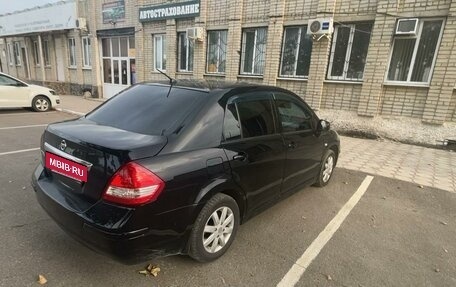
<box><xmin>75</xmin><ymin>18</ymin><xmax>87</xmax><ymax>30</ymax></box>
<box><xmin>186</xmin><ymin>27</ymin><xmax>204</xmax><ymax>41</ymax></box>
<box><xmin>395</xmin><ymin>18</ymin><xmax>418</xmax><ymax>35</ymax></box>
<box><xmin>307</xmin><ymin>18</ymin><xmax>334</xmax><ymax>35</ymax></box>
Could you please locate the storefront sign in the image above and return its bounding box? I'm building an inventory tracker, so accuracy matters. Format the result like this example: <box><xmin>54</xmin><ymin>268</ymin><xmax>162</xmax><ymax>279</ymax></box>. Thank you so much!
<box><xmin>0</xmin><ymin>1</ymin><xmax>77</xmax><ymax>37</ymax></box>
<box><xmin>102</xmin><ymin>1</ymin><xmax>126</xmax><ymax>24</ymax></box>
<box><xmin>139</xmin><ymin>0</ymin><xmax>200</xmax><ymax>22</ymax></box>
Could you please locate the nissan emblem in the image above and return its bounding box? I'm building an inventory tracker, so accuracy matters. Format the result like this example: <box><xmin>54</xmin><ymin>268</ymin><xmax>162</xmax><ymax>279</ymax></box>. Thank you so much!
<box><xmin>59</xmin><ymin>140</ymin><xmax>67</xmax><ymax>151</ymax></box>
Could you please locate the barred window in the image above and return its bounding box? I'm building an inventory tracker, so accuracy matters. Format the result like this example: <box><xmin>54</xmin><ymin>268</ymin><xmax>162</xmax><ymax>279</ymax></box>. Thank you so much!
<box><xmin>13</xmin><ymin>42</ymin><xmax>21</xmax><ymax>66</ymax></box>
<box><xmin>33</xmin><ymin>41</ymin><xmax>40</xmax><ymax>66</ymax></box>
<box><xmin>280</xmin><ymin>26</ymin><xmax>312</xmax><ymax>78</ymax></box>
<box><xmin>68</xmin><ymin>38</ymin><xmax>76</xmax><ymax>67</ymax></box>
<box><xmin>207</xmin><ymin>30</ymin><xmax>227</xmax><ymax>74</ymax></box>
<box><xmin>240</xmin><ymin>27</ymin><xmax>268</xmax><ymax>75</ymax></box>
<box><xmin>178</xmin><ymin>32</ymin><xmax>194</xmax><ymax>72</ymax></box>
<box><xmin>7</xmin><ymin>43</ymin><xmax>13</xmax><ymax>66</ymax></box>
<box><xmin>43</xmin><ymin>40</ymin><xmax>50</xmax><ymax>66</ymax></box>
<box><xmin>387</xmin><ymin>19</ymin><xmax>444</xmax><ymax>84</ymax></box>
<box><xmin>328</xmin><ymin>23</ymin><xmax>372</xmax><ymax>81</ymax></box>
<box><xmin>82</xmin><ymin>37</ymin><xmax>91</xmax><ymax>68</ymax></box>
<box><xmin>154</xmin><ymin>34</ymin><xmax>166</xmax><ymax>71</ymax></box>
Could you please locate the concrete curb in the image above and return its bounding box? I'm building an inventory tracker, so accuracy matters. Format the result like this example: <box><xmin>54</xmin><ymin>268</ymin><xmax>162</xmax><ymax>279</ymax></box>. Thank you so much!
<box><xmin>55</xmin><ymin>108</ymin><xmax>85</xmax><ymax>117</ymax></box>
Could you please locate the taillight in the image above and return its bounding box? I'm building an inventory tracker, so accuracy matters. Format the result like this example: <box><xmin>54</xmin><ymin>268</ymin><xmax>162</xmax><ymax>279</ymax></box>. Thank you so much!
<box><xmin>102</xmin><ymin>162</ymin><xmax>165</xmax><ymax>206</ymax></box>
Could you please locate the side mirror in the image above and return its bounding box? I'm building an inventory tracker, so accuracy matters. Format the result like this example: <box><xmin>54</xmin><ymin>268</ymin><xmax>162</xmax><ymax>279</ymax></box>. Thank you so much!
<box><xmin>317</xmin><ymin>119</ymin><xmax>330</xmax><ymax>132</ymax></box>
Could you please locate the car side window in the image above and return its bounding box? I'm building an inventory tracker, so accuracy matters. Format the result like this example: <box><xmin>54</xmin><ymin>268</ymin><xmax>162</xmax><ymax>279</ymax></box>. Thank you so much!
<box><xmin>223</xmin><ymin>103</ymin><xmax>241</xmax><ymax>141</ymax></box>
<box><xmin>0</xmin><ymin>75</ymin><xmax>19</xmax><ymax>86</ymax></box>
<box><xmin>237</xmin><ymin>99</ymin><xmax>275</xmax><ymax>138</ymax></box>
<box><xmin>275</xmin><ymin>93</ymin><xmax>313</xmax><ymax>132</ymax></box>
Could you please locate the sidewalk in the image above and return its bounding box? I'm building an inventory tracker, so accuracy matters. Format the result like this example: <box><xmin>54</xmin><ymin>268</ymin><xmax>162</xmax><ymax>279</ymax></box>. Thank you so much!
<box><xmin>56</xmin><ymin>95</ymin><xmax>456</xmax><ymax>193</ymax></box>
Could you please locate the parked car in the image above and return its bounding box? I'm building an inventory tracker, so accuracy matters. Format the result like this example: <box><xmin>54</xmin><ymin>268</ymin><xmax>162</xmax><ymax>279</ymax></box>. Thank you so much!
<box><xmin>32</xmin><ymin>80</ymin><xmax>340</xmax><ymax>263</ymax></box>
<box><xmin>0</xmin><ymin>72</ymin><xmax>60</xmax><ymax>112</ymax></box>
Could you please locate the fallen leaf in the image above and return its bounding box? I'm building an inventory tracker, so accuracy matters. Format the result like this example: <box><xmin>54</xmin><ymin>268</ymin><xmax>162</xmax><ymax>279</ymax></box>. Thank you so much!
<box><xmin>37</xmin><ymin>275</ymin><xmax>47</xmax><ymax>285</ymax></box>
<box><xmin>146</xmin><ymin>264</ymin><xmax>153</xmax><ymax>271</ymax></box>
<box><xmin>150</xmin><ymin>266</ymin><xmax>160</xmax><ymax>277</ymax></box>
<box><xmin>440</xmin><ymin>221</ymin><xmax>448</xmax><ymax>226</ymax></box>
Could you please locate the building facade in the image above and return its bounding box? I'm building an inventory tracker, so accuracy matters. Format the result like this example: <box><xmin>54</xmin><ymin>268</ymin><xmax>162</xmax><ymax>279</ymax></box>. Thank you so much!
<box><xmin>1</xmin><ymin>0</ymin><xmax>455</xmax><ymax>124</ymax></box>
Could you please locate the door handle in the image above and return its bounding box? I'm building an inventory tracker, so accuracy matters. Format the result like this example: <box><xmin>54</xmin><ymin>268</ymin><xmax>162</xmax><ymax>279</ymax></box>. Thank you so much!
<box><xmin>233</xmin><ymin>153</ymin><xmax>247</xmax><ymax>161</ymax></box>
<box><xmin>288</xmin><ymin>142</ymin><xmax>297</xmax><ymax>149</ymax></box>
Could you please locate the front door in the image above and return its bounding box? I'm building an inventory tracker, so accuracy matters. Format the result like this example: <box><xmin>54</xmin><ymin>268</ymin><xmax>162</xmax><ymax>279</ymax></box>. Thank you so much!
<box><xmin>54</xmin><ymin>36</ymin><xmax>65</xmax><ymax>81</ymax></box>
<box><xmin>274</xmin><ymin>92</ymin><xmax>323</xmax><ymax>193</ymax></box>
<box><xmin>222</xmin><ymin>92</ymin><xmax>286</xmax><ymax>216</ymax></box>
<box><xmin>101</xmin><ymin>36</ymin><xmax>135</xmax><ymax>98</ymax></box>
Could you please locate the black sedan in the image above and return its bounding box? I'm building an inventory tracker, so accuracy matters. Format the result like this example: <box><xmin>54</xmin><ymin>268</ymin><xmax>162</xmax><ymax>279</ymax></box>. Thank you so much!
<box><xmin>32</xmin><ymin>80</ymin><xmax>340</xmax><ymax>263</ymax></box>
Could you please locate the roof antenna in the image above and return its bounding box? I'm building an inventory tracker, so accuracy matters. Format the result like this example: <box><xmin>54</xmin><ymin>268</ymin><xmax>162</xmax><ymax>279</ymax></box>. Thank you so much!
<box><xmin>155</xmin><ymin>68</ymin><xmax>176</xmax><ymax>97</ymax></box>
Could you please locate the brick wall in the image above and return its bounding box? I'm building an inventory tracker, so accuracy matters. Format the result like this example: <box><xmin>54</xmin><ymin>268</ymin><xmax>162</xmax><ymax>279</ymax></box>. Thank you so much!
<box><xmin>322</xmin><ymin>83</ymin><xmax>362</xmax><ymax>111</ymax></box>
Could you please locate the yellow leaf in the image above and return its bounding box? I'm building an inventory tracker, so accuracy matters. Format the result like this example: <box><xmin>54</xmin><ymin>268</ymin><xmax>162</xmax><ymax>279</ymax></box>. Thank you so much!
<box><xmin>37</xmin><ymin>275</ymin><xmax>47</xmax><ymax>285</ymax></box>
<box><xmin>150</xmin><ymin>266</ymin><xmax>161</xmax><ymax>277</ymax></box>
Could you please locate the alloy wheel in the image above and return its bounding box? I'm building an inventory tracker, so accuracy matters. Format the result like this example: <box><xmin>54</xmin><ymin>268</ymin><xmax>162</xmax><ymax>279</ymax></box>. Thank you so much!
<box><xmin>202</xmin><ymin>206</ymin><xmax>234</xmax><ymax>253</ymax></box>
<box><xmin>35</xmin><ymin>99</ymin><xmax>49</xmax><ymax>111</ymax></box>
<box><xmin>322</xmin><ymin>155</ymin><xmax>334</xmax><ymax>182</ymax></box>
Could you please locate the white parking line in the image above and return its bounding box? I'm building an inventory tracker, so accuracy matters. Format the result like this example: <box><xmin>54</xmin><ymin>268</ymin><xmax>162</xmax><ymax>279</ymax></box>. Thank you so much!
<box><xmin>0</xmin><ymin>148</ymin><xmax>40</xmax><ymax>156</ymax></box>
<box><xmin>277</xmin><ymin>175</ymin><xmax>374</xmax><ymax>287</ymax></box>
<box><xmin>0</xmin><ymin>124</ymin><xmax>47</xmax><ymax>130</ymax></box>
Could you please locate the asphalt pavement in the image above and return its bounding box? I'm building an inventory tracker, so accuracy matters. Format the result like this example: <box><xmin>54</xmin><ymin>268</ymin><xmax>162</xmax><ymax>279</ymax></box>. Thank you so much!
<box><xmin>0</xmin><ymin>109</ymin><xmax>455</xmax><ymax>287</ymax></box>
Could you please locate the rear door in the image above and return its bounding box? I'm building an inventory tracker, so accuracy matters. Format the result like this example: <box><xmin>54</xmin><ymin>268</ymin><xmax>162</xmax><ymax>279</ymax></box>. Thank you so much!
<box><xmin>0</xmin><ymin>74</ymin><xmax>30</xmax><ymax>107</ymax></box>
<box><xmin>222</xmin><ymin>91</ymin><xmax>286</xmax><ymax>214</ymax></box>
<box><xmin>273</xmin><ymin>92</ymin><xmax>323</xmax><ymax>193</ymax></box>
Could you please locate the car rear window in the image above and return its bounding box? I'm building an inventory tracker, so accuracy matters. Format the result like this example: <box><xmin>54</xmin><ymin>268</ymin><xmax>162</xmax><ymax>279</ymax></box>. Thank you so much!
<box><xmin>86</xmin><ymin>85</ymin><xmax>207</xmax><ymax>136</ymax></box>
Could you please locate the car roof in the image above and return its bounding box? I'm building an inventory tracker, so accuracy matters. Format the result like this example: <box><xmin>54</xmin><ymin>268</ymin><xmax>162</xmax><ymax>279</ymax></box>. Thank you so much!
<box><xmin>139</xmin><ymin>79</ymin><xmax>286</xmax><ymax>93</ymax></box>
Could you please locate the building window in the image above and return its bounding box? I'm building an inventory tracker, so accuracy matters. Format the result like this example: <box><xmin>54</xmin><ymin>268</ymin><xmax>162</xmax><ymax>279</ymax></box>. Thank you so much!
<box><xmin>7</xmin><ymin>43</ymin><xmax>13</xmax><ymax>66</ymax></box>
<box><xmin>82</xmin><ymin>37</ymin><xmax>91</xmax><ymax>68</ymax></box>
<box><xmin>387</xmin><ymin>19</ymin><xmax>444</xmax><ymax>84</ymax></box>
<box><xmin>13</xmin><ymin>42</ymin><xmax>21</xmax><ymax>66</ymax></box>
<box><xmin>207</xmin><ymin>30</ymin><xmax>227</xmax><ymax>74</ymax></box>
<box><xmin>280</xmin><ymin>26</ymin><xmax>312</xmax><ymax>78</ymax></box>
<box><xmin>240</xmin><ymin>27</ymin><xmax>268</xmax><ymax>75</ymax></box>
<box><xmin>154</xmin><ymin>34</ymin><xmax>166</xmax><ymax>71</ymax></box>
<box><xmin>42</xmin><ymin>40</ymin><xmax>50</xmax><ymax>66</ymax></box>
<box><xmin>178</xmin><ymin>32</ymin><xmax>194</xmax><ymax>72</ymax></box>
<box><xmin>33</xmin><ymin>41</ymin><xmax>40</xmax><ymax>66</ymax></box>
<box><xmin>328</xmin><ymin>23</ymin><xmax>373</xmax><ymax>81</ymax></box>
<box><xmin>68</xmin><ymin>38</ymin><xmax>76</xmax><ymax>67</ymax></box>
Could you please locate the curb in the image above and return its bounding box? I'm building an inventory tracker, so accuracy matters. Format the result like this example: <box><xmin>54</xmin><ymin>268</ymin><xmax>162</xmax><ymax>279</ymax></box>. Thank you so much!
<box><xmin>55</xmin><ymin>108</ymin><xmax>86</xmax><ymax>117</ymax></box>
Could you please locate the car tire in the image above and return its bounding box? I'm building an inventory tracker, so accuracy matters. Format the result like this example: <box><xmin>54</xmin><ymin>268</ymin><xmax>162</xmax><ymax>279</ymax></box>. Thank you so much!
<box><xmin>188</xmin><ymin>193</ymin><xmax>240</xmax><ymax>262</ymax></box>
<box><xmin>314</xmin><ymin>149</ymin><xmax>336</xmax><ymax>187</ymax></box>
<box><xmin>32</xmin><ymin>96</ymin><xmax>51</xmax><ymax>112</ymax></box>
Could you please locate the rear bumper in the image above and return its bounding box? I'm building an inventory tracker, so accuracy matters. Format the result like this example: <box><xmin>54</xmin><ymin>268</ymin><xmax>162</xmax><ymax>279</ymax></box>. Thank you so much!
<box><xmin>32</xmin><ymin>164</ymin><xmax>196</xmax><ymax>264</ymax></box>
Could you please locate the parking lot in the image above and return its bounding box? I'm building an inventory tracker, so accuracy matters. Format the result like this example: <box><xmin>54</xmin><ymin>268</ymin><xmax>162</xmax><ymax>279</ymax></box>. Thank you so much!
<box><xmin>0</xmin><ymin>109</ymin><xmax>455</xmax><ymax>287</ymax></box>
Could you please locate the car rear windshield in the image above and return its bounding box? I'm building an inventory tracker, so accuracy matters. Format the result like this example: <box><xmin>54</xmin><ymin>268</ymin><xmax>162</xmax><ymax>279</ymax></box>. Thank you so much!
<box><xmin>86</xmin><ymin>84</ymin><xmax>208</xmax><ymax>136</ymax></box>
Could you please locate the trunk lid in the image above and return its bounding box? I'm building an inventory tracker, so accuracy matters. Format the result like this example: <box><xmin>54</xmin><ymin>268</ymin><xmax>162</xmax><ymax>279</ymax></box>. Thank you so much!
<box><xmin>42</xmin><ymin>118</ymin><xmax>167</xmax><ymax>212</ymax></box>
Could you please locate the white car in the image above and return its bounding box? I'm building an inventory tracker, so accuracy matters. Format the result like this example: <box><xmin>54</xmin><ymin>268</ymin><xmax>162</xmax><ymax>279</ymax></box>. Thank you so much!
<box><xmin>0</xmin><ymin>72</ymin><xmax>60</xmax><ymax>112</ymax></box>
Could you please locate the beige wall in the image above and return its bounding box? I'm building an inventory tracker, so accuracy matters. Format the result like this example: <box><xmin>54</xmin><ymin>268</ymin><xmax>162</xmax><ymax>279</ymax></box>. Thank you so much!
<box><xmin>2</xmin><ymin>0</ymin><xmax>455</xmax><ymax>123</ymax></box>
